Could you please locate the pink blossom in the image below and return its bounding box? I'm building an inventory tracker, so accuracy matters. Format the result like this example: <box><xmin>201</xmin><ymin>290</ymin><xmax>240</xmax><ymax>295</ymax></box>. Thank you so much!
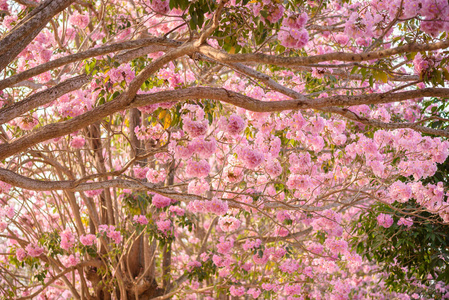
<box><xmin>107</xmin><ymin>229</ymin><xmax>122</xmax><ymax>244</ymax></box>
<box><xmin>217</xmin><ymin>237</ymin><xmax>234</xmax><ymax>255</ymax></box>
<box><xmin>247</xmin><ymin>288</ymin><xmax>261</xmax><ymax>299</ymax></box>
<box><xmin>274</xmin><ymin>226</ymin><xmax>289</xmax><ymax>237</ymax></box>
<box><xmin>66</xmin><ymin>254</ymin><xmax>80</xmax><ymax>267</ymax></box>
<box><xmin>133</xmin><ymin>215</ymin><xmax>148</xmax><ymax>225</ymax></box>
<box><xmin>242</xmin><ymin>239</ymin><xmax>262</xmax><ymax>251</ymax></box>
<box><xmin>335</xmin><ymin>33</ymin><xmax>349</xmax><ymax>44</ymax></box>
<box><xmin>413</xmin><ymin>53</ymin><xmax>429</xmax><ymax>75</ymax></box>
<box><xmin>156</xmin><ymin>219</ymin><xmax>172</xmax><ymax>235</ymax></box>
<box><xmin>265</xmin><ymin>159</ymin><xmax>282</xmax><ymax>177</ymax></box>
<box><xmin>286</xmin><ymin>174</ymin><xmax>313</xmax><ymax>191</ymax></box>
<box><xmin>230</xmin><ymin>286</ymin><xmax>246</xmax><ymax>297</ymax></box>
<box><xmin>60</xmin><ymin>229</ymin><xmax>75</xmax><ymax>251</ymax></box>
<box><xmin>205</xmin><ymin>198</ymin><xmax>228</xmax><ymax>215</ymax></box>
<box><xmin>325</xmin><ymin>238</ymin><xmax>348</xmax><ymax>255</ymax></box>
<box><xmin>188</xmin><ymin>179</ymin><xmax>210</xmax><ymax>195</ymax></box>
<box><xmin>239</xmin><ymin>147</ymin><xmax>264</xmax><ymax>169</ymax></box>
<box><xmin>278</xmin><ymin>27</ymin><xmax>309</xmax><ymax>49</ymax></box>
<box><xmin>25</xmin><ymin>243</ymin><xmax>44</xmax><ymax>257</ymax></box>
<box><xmin>183</xmin><ymin>118</ymin><xmax>208</xmax><ymax>137</ymax></box>
<box><xmin>186</xmin><ymin>260</ymin><xmax>202</xmax><ymax>272</ymax></box>
<box><xmin>279</xmin><ymin>259</ymin><xmax>300</xmax><ymax>274</ymax></box>
<box><xmin>377</xmin><ymin>213</ymin><xmax>394</xmax><ymax>228</ymax></box>
<box><xmin>149</xmin><ymin>0</ymin><xmax>170</xmax><ymax>14</ymax></box>
<box><xmin>283</xmin><ymin>12</ymin><xmax>308</xmax><ymax>29</ymax></box>
<box><xmin>0</xmin><ymin>221</ymin><xmax>6</xmax><ymax>232</ymax></box>
<box><xmin>146</xmin><ymin>168</ymin><xmax>166</xmax><ymax>183</ymax></box>
<box><xmin>133</xmin><ymin>166</ymin><xmax>149</xmax><ymax>179</ymax></box>
<box><xmin>16</xmin><ymin>248</ymin><xmax>27</xmax><ymax>261</ymax></box>
<box><xmin>389</xmin><ymin>181</ymin><xmax>412</xmax><ymax>203</ymax></box>
<box><xmin>218</xmin><ymin>216</ymin><xmax>241</xmax><ymax>232</ymax></box>
<box><xmin>70</xmin><ymin>136</ymin><xmax>85</xmax><ymax>149</ymax></box>
<box><xmin>188</xmin><ymin>138</ymin><xmax>216</xmax><ymax>159</ymax></box>
<box><xmin>108</xmin><ymin>64</ymin><xmax>135</xmax><ymax>84</ymax></box>
<box><xmin>69</xmin><ymin>12</ymin><xmax>90</xmax><ymax>29</ymax></box>
<box><xmin>397</xmin><ymin>217</ymin><xmax>413</xmax><ymax>228</ymax></box>
<box><xmin>85</xmin><ymin>189</ymin><xmax>102</xmax><ymax>197</ymax></box>
<box><xmin>80</xmin><ymin>234</ymin><xmax>96</xmax><ymax>246</ymax></box>
<box><xmin>0</xmin><ymin>181</ymin><xmax>12</xmax><ymax>194</ymax></box>
<box><xmin>169</xmin><ymin>206</ymin><xmax>185</xmax><ymax>216</ymax></box>
<box><xmin>221</xmin><ymin>114</ymin><xmax>246</xmax><ymax>136</ymax></box>
<box><xmin>223</xmin><ymin>166</ymin><xmax>244</xmax><ymax>183</ymax></box>
<box><xmin>186</xmin><ymin>159</ymin><xmax>210</xmax><ymax>178</ymax></box>
<box><xmin>152</xmin><ymin>194</ymin><xmax>171</xmax><ymax>208</ymax></box>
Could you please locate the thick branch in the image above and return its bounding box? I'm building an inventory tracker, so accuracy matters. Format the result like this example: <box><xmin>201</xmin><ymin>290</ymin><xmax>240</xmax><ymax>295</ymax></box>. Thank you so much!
<box><xmin>0</xmin><ymin>38</ymin><xmax>180</xmax><ymax>90</ymax></box>
<box><xmin>198</xmin><ymin>39</ymin><xmax>449</xmax><ymax>66</ymax></box>
<box><xmin>0</xmin><ymin>75</ymin><xmax>89</xmax><ymax>125</ymax></box>
<box><xmin>0</xmin><ymin>0</ymin><xmax>75</xmax><ymax>71</ymax></box>
<box><xmin>1</xmin><ymin>86</ymin><xmax>448</xmax><ymax>160</ymax></box>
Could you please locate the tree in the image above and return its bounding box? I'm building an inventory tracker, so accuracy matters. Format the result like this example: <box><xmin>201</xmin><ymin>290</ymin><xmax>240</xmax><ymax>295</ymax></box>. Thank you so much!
<box><xmin>0</xmin><ymin>0</ymin><xmax>449</xmax><ymax>298</ymax></box>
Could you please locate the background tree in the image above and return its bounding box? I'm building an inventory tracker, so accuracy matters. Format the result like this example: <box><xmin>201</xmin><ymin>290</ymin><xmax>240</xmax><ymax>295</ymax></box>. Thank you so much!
<box><xmin>0</xmin><ymin>0</ymin><xmax>449</xmax><ymax>299</ymax></box>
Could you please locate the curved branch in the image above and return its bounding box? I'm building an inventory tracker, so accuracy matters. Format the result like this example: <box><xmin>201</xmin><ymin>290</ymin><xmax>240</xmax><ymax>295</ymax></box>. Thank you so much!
<box><xmin>323</xmin><ymin>106</ymin><xmax>449</xmax><ymax>138</ymax></box>
<box><xmin>1</xmin><ymin>86</ymin><xmax>448</xmax><ymax>160</ymax></box>
<box><xmin>0</xmin><ymin>75</ymin><xmax>90</xmax><ymax>125</ymax></box>
<box><xmin>0</xmin><ymin>37</ymin><xmax>180</xmax><ymax>90</ymax></box>
<box><xmin>198</xmin><ymin>39</ymin><xmax>449</xmax><ymax>66</ymax></box>
<box><xmin>0</xmin><ymin>0</ymin><xmax>75</xmax><ymax>71</ymax></box>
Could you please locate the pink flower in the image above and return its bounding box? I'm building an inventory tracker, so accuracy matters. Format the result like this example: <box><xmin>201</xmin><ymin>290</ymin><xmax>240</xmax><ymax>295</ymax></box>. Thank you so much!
<box><xmin>223</xmin><ymin>166</ymin><xmax>244</xmax><ymax>183</ymax></box>
<box><xmin>218</xmin><ymin>216</ymin><xmax>241</xmax><ymax>232</ymax></box>
<box><xmin>217</xmin><ymin>237</ymin><xmax>234</xmax><ymax>255</ymax></box>
<box><xmin>0</xmin><ymin>221</ymin><xmax>6</xmax><ymax>232</ymax></box>
<box><xmin>286</xmin><ymin>174</ymin><xmax>313</xmax><ymax>191</ymax></box>
<box><xmin>16</xmin><ymin>248</ymin><xmax>27</xmax><ymax>261</ymax></box>
<box><xmin>283</xmin><ymin>12</ymin><xmax>308</xmax><ymax>29</ymax></box>
<box><xmin>279</xmin><ymin>259</ymin><xmax>300</xmax><ymax>274</ymax></box>
<box><xmin>325</xmin><ymin>238</ymin><xmax>348</xmax><ymax>255</ymax></box>
<box><xmin>188</xmin><ymin>179</ymin><xmax>210</xmax><ymax>195</ymax></box>
<box><xmin>146</xmin><ymin>168</ymin><xmax>166</xmax><ymax>183</ymax></box>
<box><xmin>66</xmin><ymin>254</ymin><xmax>80</xmax><ymax>267</ymax></box>
<box><xmin>85</xmin><ymin>189</ymin><xmax>102</xmax><ymax>197</ymax></box>
<box><xmin>133</xmin><ymin>215</ymin><xmax>148</xmax><ymax>225</ymax></box>
<box><xmin>377</xmin><ymin>213</ymin><xmax>394</xmax><ymax>228</ymax></box>
<box><xmin>221</xmin><ymin>114</ymin><xmax>246</xmax><ymax>136</ymax></box>
<box><xmin>70</xmin><ymin>136</ymin><xmax>85</xmax><ymax>149</ymax></box>
<box><xmin>149</xmin><ymin>0</ymin><xmax>170</xmax><ymax>14</ymax></box>
<box><xmin>265</xmin><ymin>159</ymin><xmax>282</xmax><ymax>177</ymax></box>
<box><xmin>205</xmin><ymin>198</ymin><xmax>228</xmax><ymax>215</ymax></box>
<box><xmin>398</xmin><ymin>217</ymin><xmax>413</xmax><ymax>228</ymax></box>
<box><xmin>80</xmin><ymin>234</ymin><xmax>96</xmax><ymax>246</ymax></box>
<box><xmin>240</xmin><ymin>147</ymin><xmax>264</xmax><ymax>169</ymax></box>
<box><xmin>183</xmin><ymin>118</ymin><xmax>208</xmax><ymax>137</ymax></box>
<box><xmin>389</xmin><ymin>181</ymin><xmax>412</xmax><ymax>203</ymax></box>
<box><xmin>242</xmin><ymin>239</ymin><xmax>262</xmax><ymax>251</ymax></box>
<box><xmin>335</xmin><ymin>33</ymin><xmax>349</xmax><ymax>45</ymax></box>
<box><xmin>60</xmin><ymin>229</ymin><xmax>75</xmax><ymax>251</ymax></box>
<box><xmin>186</xmin><ymin>159</ymin><xmax>210</xmax><ymax>178</ymax></box>
<box><xmin>133</xmin><ymin>166</ymin><xmax>149</xmax><ymax>179</ymax></box>
<box><xmin>278</xmin><ymin>27</ymin><xmax>309</xmax><ymax>49</ymax></box>
<box><xmin>69</xmin><ymin>12</ymin><xmax>90</xmax><ymax>29</ymax></box>
<box><xmin>25</xmin><ymin>243</ymin><xmax>44</xmax><ymax>257</ymax></box>
<box><xmin>107</xmin><ymin>229</ymin><xmax>122</xmax><ymax>244</ymax></box>
<box><xmin>188</xmin><ymin>138</ymin><xmax>216</xmax><ymax>159</ymax></box>
<box><xmin>230</xmin><ymin>286</ymin><xmax>246</xmax><ymax>297</ymax></box>
<box><xmin>186</xmin><ymin>260</ymin><xmax>202</xmax><ymax>272</ymax></box>
<box><xmin>152</xmin><ymin>194</ymin><xmax>171</xmax><ymax>208</ymax></box>
<box><xmin>169</xmin><ymin>206</ymin><xmax>185</xmax><ymax>216</ymax></box>
<box><xmin>156</xmin><ymin>219</ymin><xmax>172</xmax><ymax>235</ymax></box>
